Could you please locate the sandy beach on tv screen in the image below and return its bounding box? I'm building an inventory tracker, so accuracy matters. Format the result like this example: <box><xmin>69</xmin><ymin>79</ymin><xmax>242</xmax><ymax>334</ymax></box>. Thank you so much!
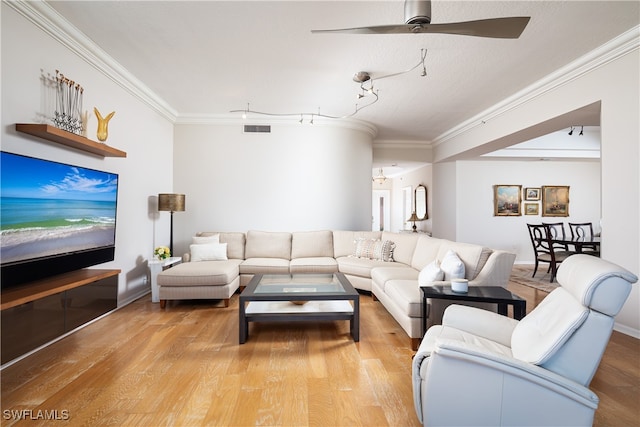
<box><xmin>0</xmin><ymin>225</ymin><xmax>115</xmax><ymax>264</ymax></box>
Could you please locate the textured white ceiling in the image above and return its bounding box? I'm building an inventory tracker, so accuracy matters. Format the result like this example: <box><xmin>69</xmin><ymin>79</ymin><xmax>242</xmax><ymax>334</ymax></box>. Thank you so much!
<box><xmin>47</xmin><ymin>1</ymin><xmax>638</xmax><ymax>143</ymax></box>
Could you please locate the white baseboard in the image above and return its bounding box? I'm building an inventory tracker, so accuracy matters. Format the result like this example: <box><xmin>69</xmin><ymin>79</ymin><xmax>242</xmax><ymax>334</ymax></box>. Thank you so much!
<box><xmin>613</xmin><ymin>322</ymin><xmax>640</xmax><ymax>339</ymax></box>
<box><xmin>118</xmin><ymin>289</ymin><xmax>150</xmax><ymax>307</ymax></box>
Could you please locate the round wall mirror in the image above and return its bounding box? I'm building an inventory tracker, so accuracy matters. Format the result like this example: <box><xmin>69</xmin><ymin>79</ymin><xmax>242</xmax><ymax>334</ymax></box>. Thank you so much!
<box><xmin>415</xmin><ymin>184</ymin><xmax>428</xmax><ymax>220</ymax></box>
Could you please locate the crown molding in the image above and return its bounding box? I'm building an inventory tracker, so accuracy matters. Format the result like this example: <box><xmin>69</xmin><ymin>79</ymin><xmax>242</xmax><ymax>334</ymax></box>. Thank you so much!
<box><xmin>434</xmin><ymin>25</ymin><xmax>640</xmax><ymax>146</ymax></box>
<box><xmin>6</xmin><ymin>0</ymin><xmax>178</xmax><ymax>122</ymax></box>
<box><xmin>373</xmin><ymin>140</ymin><xmax>433</xmax><ymax>150</ymax></box>
<box><xmin>175</xmin><ymin>113</ymin><xmax>379</xmax><ymax>138</ymax></box>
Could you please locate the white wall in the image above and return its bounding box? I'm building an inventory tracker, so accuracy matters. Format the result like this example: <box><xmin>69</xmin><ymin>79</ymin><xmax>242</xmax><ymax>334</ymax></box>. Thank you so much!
<box><xmin>455</xmin><ymin>160</ymin><xmax>601</xmax><ymax>260</ymax></box>
<box><xmin>1</xmin><ymin>4</ymin><xmax>175</xmax><ymax>305</ymax></box>
<box><xmin>172</xmin><ymin>121</ymin><xmax>374</xmax><ymax>256</ymax></box>
<box><xmin>432</xmin><ymin>44</ymin><xmax>639</xmax><ymax>336</ymax></box>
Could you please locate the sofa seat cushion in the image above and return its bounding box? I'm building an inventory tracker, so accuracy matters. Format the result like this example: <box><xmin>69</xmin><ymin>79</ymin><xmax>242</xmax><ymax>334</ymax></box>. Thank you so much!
<box><xmin>383</xmin><ymin>280</ymin><xmax>423</xmax><ymax>318</ymax></box>
<box><xmin>336</xmin><ymin>256</ymin><xmax>405</xmax><ymax>279</ymax></box>
<box><xmin>240</xmin><ymin>258</ymin><xmax>290</xmax><ymax>274</ymax></box>
<box><xmin>157</xmin><ymin>260</ymin><xmax>241</xmax><ymax>287</ymax></box>
<box><xmin>371</xmin><ymin>266</ymin><xmax>419</xmax><ymax>286</ymax></box>
<box><xmin>290</xmin><ymin>257</ymin><xmax>338</xmax><ymax>274</ymax></box>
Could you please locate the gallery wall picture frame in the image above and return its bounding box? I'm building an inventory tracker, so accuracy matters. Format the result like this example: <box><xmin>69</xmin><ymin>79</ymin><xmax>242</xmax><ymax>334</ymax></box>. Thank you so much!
<box><xmin>542</xmin><ymin>185</ymin><xmax>570</xmax><ymax>217</ymax></box>
<box><xmin>524</xmin><ymin>187</ymin><xmax>541</xmax><ymax>201</ymax></box>
<box><xmin>493</xmin><ymin>185</ymin><xmax>522</xmax><ymax>216</ymax></box>
<box><xmin>524</xmin><ymin>203</ymin><xmax>539</xmax><ymax>215</ymax></box>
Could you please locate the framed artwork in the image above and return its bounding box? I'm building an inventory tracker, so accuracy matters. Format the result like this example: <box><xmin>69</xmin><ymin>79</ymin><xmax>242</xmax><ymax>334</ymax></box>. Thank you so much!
<box><xmin>524</xmin><ymin>187</ymin><xmax>541</xmax><ymax>201</ymax></box>
<box><xmin>524</xmin><ymin>203</ymin><xmax>539</xmax><ymax>215</ymax></box>
<box><xmin>542</xmin><ymin>185</ymin><xmax>570</xmax><ymax>217</ymax></box>
<box><xmin>493</xmin><ymin>185</ymin><xmax>522</xmax><ymax>216</ymax></box>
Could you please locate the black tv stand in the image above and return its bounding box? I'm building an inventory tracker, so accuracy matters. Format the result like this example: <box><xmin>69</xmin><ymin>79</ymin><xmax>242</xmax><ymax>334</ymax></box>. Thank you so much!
<box><xmin>1</xmin><ymin>269</ymin><xmax>119</xmax><ymax>366</ymax></box>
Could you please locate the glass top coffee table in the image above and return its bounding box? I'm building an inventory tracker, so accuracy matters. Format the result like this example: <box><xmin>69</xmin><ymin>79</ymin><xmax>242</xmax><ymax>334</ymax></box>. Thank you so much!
<box><xmin>239</xmin><ymin>273</ymin><xmax>359</xmax><ymax>344</ymax></box>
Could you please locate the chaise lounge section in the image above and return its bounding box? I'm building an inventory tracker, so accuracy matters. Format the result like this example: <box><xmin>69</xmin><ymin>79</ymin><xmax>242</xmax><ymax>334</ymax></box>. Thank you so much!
<box><xmin>156</xmin><ymin>230</ymin><xmax>516</xmax><ymax>349</ymax></box>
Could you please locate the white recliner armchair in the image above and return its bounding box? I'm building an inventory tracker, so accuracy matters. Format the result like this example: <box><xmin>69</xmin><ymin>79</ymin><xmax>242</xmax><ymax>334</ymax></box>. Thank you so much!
<box><xmin>412</xmin><ymin>254</ymin><xmax>637</xmax><ymax>426</ymax></box>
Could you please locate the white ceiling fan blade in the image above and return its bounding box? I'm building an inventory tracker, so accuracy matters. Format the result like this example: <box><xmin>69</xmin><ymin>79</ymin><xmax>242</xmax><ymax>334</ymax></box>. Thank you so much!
<box><xmin>312</xmin><ymin>17</ymin><xmax>530</xmax><ymax>39</ymax></box>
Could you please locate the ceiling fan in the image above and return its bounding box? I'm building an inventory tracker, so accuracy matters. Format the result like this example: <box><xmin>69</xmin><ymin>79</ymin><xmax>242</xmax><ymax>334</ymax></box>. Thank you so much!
<box><xmin>312</xmin><ymin>0</ymin><xmax>530</xmax><ymax>39</ymax></box>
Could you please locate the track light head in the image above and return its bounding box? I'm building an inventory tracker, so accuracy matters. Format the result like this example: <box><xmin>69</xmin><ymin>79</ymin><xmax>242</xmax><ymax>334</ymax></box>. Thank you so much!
<box><xmin>568</xmin><ymin>126</ymin><xmax>574</xmax><ymax>136</ymax></box>
<box><xmin>579</xmin><ymin>126</ymin><xmax>584</xmax><ymax>136</ymax></box>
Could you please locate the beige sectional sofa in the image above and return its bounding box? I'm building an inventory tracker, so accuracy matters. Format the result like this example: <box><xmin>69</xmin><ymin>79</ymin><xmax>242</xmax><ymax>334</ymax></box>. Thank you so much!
<box><xmin>157</xmin><ymin>230</ymin><xmax>515</xmax><ymax>349</ymax></box>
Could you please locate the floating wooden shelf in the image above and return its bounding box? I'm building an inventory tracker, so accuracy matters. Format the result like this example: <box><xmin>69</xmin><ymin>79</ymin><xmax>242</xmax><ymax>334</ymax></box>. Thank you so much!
<box><xmin>15</xmin><ymin>123</ymin><xmax>127</xmax><ymax>158</ymax></box>
<box><xmin>0</xmin><ymin>269</ymin><xmax>121</xmax><ymax>311</ymax></box>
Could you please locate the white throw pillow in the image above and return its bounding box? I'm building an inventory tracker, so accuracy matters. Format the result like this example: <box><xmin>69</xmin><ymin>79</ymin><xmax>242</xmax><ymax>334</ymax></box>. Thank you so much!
<box><xmin>190</xmin><ymin>243</ymin><xmax>227</xmax><ymax>261</ymax></box>
<box><xmin>192</xmin><ymin>234</ymin><xmax>220</xmax><ymax>244</ymax></box>
<box><xmin>419</xmin><ymin>260</ymin><xmax>444</xmax><ymax>286</ymax></box>
<box><xmin>441</xmin><ymin>250</ymin><xmax>465</xmax><ymax>280</ymax></box>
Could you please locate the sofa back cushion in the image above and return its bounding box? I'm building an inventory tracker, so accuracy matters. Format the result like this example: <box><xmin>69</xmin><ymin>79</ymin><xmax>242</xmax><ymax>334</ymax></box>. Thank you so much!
<box><xmin>382</xmin><ymin>232</ymin><xmax>419</xmax><ymax>265</ymax></box>
<box><xmin>436</xmin><ymin>240</ymin><xmax>492</xmax><ymax>280</ymax></box>
<box><xmin>332</xmin><ymin>231</ymin><xmax>382</xmax><ymax>258</ymax></box>
<box><xmin>245</xmin><ymin>230</ymin><xmax>292</xmax><ymax>260</ymax></box>
<box><xmin>197</xmin><ymin>232</ymin><xmax>246</xmax><ymax>260</ymax></box>
<box><xmin>291</xmin><ymin>230</ymin><xmax>334</xmax><ymax>258</ymax></box>
<box><xmin>411</xmin><ymin>235</ymin><xmax>443</xmax><ymax>270</ymax></box>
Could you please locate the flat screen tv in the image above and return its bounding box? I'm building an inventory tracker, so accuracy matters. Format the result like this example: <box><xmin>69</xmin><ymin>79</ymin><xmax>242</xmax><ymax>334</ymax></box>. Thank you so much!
<box><xmin>1</xmin><ymin>151</ymin><xmax>118</xmax><ymax>287</ymax></box>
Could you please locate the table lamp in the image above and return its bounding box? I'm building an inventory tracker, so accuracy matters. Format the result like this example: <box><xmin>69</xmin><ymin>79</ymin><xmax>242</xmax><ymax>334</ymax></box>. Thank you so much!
<box><xmin>158</xmin><ymin>193</ymin><xmax>185</xmax><ymax>255</ymax></box>
<box><xmin>408</xmin><ymin>211</ymin><xmax>421</xmax><ymax>233</ymax></box>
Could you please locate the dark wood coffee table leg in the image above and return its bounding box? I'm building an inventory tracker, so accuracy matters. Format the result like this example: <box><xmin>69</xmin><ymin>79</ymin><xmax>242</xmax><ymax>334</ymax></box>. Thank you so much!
<box><xmin>351</xmin><ymin>297</ymin><xmax>360</xmax><ymax>342</ymax></box>
<box><xmin>239</xmin><ymin>299</ymin><xmax>248</xmax><ymax>344</ymax></box>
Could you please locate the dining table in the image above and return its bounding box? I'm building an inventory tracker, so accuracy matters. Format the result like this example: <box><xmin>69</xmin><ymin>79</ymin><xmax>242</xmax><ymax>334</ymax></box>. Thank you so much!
<box><xmin>553</xmin><ymin>236</ymin><xmax>601</xmax><ymax>254</ymax></box>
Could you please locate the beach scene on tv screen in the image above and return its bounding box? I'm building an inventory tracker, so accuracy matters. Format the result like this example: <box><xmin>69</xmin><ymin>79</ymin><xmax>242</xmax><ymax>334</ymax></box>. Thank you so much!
<box><xmin>1</xmin><ymin>152</ymin><xmax>118</xmax><ymax>264</ymax></box>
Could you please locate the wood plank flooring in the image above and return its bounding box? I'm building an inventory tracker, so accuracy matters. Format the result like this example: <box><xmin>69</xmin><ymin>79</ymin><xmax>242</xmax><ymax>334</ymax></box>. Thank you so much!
<box><xmin>1</xmin><ymin>276</ymin><xmax>638</xmax><ymax>426</ymax></box>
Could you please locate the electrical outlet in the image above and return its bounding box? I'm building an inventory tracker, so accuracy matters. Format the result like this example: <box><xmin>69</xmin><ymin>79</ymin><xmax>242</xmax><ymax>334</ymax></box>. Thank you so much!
<box><xmin>142</xmin><ymin>277</ymin><xmax>148</xmax><ymax>285</ymax></box>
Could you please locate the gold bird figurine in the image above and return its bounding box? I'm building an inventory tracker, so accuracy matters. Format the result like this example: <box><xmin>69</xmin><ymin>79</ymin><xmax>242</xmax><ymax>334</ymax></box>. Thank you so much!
<box><xmin>94</xmin><ymin>107</ymin><xmax>115</xmax><ymax>141</ymax></box>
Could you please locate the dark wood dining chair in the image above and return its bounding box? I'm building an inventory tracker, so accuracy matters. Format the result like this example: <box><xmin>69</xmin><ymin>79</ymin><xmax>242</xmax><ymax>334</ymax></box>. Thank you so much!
<box><xmin>542</xmin><ymin>221</ymin><xmax>569</xmax><ymax>250</ymax></box>
<box><xmin>527</xmin><ymin>224</ymin><xmax>575</xmax><ymax>282</ymax></box>
<box><xmin>569</xmin><ymin>222</ymin><xmax>600</xmax><ymax>256</ymax></box>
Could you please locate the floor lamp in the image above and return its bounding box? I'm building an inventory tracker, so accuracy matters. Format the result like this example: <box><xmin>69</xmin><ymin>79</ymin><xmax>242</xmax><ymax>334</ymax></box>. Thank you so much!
<box><xmin>158</xmin><ymin>193</ymin><xmax>185</xmax><ymax>255</ymax></box>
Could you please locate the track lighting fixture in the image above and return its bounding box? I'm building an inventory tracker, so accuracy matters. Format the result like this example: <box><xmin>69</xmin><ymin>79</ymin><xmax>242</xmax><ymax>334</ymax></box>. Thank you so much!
<box><xmin>230</xmin><ymin>49</ymin><xmax>428</xmax><ymax>122</ymax></box>
<box><xmin>568</xmin><ymin>125</ymin><xmax>585</xmax><ymax>136</ymax></box>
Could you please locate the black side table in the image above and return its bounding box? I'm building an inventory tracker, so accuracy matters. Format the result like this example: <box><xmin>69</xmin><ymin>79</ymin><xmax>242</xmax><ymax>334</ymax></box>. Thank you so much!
<box><xmin>420</xmin><ymin>285</ymin><xmax>526</xmax><ymax>336</ymax></box>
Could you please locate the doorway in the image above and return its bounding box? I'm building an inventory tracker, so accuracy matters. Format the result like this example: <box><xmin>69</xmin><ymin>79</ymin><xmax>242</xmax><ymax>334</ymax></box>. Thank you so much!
<box><xmin>372</xmin><ymin>190</ymin><xmax>391</xmax><ymax>231</ymax></box>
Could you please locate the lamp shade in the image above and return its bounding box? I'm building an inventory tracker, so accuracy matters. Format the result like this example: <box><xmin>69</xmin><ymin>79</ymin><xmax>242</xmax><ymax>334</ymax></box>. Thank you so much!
<box><xmin>407</xmin><ymin>212</ymin><xmax>420</xmax><ymax>222</ymax></box>
<box><xmin>158</xmin><ymin>193</ymin><xmax>185</xmax><ymax>212</ymax></box>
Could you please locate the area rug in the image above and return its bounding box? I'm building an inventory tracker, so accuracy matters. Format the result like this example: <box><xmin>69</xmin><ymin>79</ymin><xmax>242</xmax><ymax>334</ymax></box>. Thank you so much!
<box><xmin>509</xmin><ymin>264</ymin><xmax>559</xmax><ymax>293</ymax></box>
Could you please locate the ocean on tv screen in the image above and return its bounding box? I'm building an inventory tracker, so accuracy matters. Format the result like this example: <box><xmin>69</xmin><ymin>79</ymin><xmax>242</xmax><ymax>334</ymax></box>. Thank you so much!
<box><xmin>0</xmin><ymin>151</ymin><xmax>118</xmax><ymax>265</ymax></box>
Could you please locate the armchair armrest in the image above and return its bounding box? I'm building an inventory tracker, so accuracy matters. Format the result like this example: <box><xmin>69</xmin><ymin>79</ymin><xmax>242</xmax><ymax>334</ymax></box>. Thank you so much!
<box><xmin>432</xmin><ymin>338</ymin><xmax>599</xmax><ymax>407</ymax></box>
<box><xmin>442</xmin><ymin>304</ymin><xmax>519</xmax><ymax>347</ymax></box>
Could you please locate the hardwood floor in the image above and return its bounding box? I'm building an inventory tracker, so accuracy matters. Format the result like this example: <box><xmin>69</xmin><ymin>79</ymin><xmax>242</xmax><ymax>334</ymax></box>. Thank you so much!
<box><xmin>1</xmin><ymin>279</ymin><xmax>638</xmax><ymax>426</ymax></box>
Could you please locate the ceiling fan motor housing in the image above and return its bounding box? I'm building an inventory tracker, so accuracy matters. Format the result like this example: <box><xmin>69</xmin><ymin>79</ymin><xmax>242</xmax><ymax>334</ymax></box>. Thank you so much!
<box><xmin>405</xmin><ymin>0</ymin><xmax>432</xmax><ymax>25</ymax></box>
